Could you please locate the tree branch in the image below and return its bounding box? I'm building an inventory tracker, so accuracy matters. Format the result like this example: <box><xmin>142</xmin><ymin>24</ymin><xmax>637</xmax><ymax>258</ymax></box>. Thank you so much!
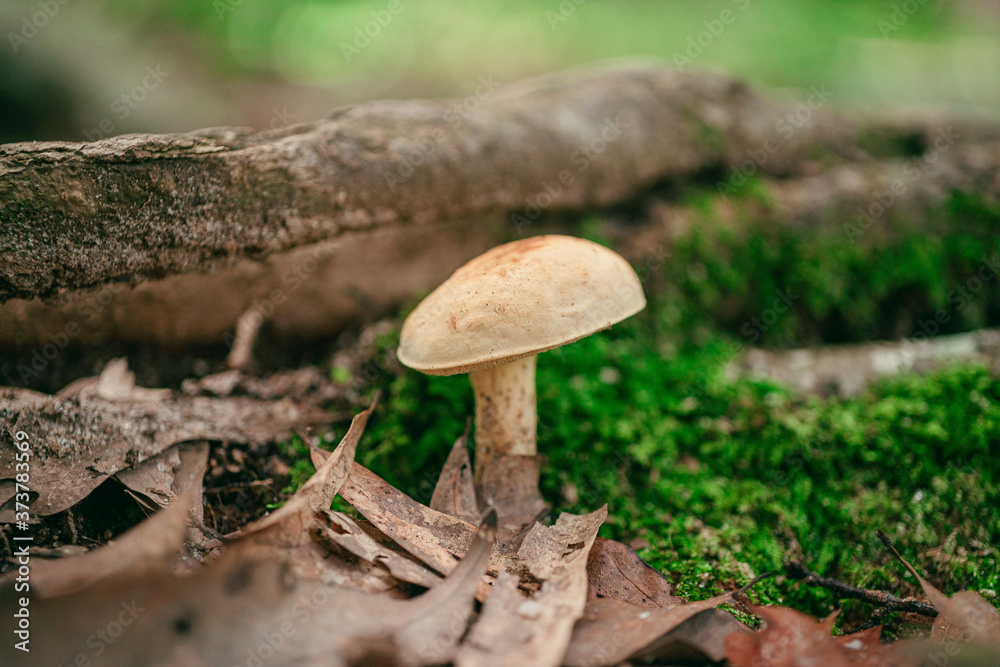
<box><xmin>1</xmin><ymin>65</ymin><xmax>869</xmax><ymax>302</ymax></box>
<box><xmin>786</xmin><ymin>559</ymin><xmax>938</xmax><ymax>617</ymax></box>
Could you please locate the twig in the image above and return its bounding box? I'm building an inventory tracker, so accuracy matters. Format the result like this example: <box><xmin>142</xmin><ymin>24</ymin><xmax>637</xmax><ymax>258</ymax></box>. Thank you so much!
<box><xmin>191</xmin><ymin>517</ymin><xmax>231</xmax><ymax>544</ymax></box>
<box><xmin>861</xmin><ymin>605</ymin><xmax>893</xmax><ymax>631</ymax></box>
<box><xmin>730</xmin><ymin>572</ymin><xmax>773</xmax><ymax>614</ymax></box>
<box><xmin>786</xmin><ymin>559</ymin><xmax>937</xmax><ymax>617</ymax></box>
<box><xmin>226</xmin><ymin>308</ymin><xmax>264</xmax><ymax>371</ymax></box>
<box><xmin>877</xmin><ymin>529</ymin><xmax>925</xmax><ymax>582</ymax></box>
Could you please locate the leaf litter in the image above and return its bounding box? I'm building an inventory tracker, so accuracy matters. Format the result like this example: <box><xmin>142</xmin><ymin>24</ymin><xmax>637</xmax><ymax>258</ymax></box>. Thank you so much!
<box><xmin>2</xmin><ymin>377</ymin><xmax>997</xmax><ymax>666</ymax></box>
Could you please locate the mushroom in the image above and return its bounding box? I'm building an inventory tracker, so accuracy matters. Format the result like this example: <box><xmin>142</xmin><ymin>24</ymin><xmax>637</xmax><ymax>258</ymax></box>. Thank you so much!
<box><xmin>397</xmin><ymin>235</ymin><xmax>646</xmax><ymax>482</ymax></box>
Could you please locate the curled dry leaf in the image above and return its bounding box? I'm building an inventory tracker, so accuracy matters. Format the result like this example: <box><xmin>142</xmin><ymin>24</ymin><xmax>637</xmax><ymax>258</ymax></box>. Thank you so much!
<box><xmin>879</xmin><ymin>530</ymin><xmax>1000</xmax><ymax>656</ymax></box>
<box><xmin>339</xmin><ymin>462</ymin><xmax>478</xmax><ymax>576</ymax></box>
<box><xmin>477</xmin><ymin>454</ymin><xmax>548</xmax><ymax>532</ymax></box>
<box><xmin>429</xmin><ymin>428</ymin><xmax>480</xmax><ymax>523</ymax></box>
<box><xmin>631</xmin><ymin>607</ymin><xmax>749</xmax><ymax>664</ymax></box>
<box><xmin>0</xmin><ymin>385</ymin><xmax>331</xmax><ymax>519</ymax></box>
<box><xmin>14</xmin><ymin>477</ymin><xmax>203</xmax><ymax>599</ymax></box>
<box><xmin>115</xmin><ymin>441</ymin><xmax>209</xmax><ymax>515</ymax></box>
<box><xmin>1</xmin><ymin>510</ymin><xmax>499</xmax><ymax>667</ymax></box>
<box><xmin>319</xmin><ymin>510</ymin><xmax>443</xmax><ymax>589</ymax></box>
<box><xmin>585</xmin><ymin>536</ymin><xmax>683</xmax><ymax>608</ymax></box>
<box><xmin>232</xmin><ymin>401</ymin><xmax>404</xmax><ymax>594</ymax></box>
<box><xmin>725</xmin><ymin>606</ymin><xmax>911</xmax><ymax>667</ymax></box>
<box><xmin>457</xmin><ymin>507</ymin><xmax>607</xmax><ymax>667</ymax></box>
<box><xmin>565</xmin><ymin>593</ymin><xmax>738</xmax><ymax>666</ymax></box>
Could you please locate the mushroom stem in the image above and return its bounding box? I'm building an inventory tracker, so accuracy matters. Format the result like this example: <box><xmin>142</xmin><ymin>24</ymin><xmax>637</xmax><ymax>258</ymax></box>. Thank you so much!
<box><xmin>469</xmin><ymin>355</ymin><xmax>538</xmax><ymax>481</ymax></box>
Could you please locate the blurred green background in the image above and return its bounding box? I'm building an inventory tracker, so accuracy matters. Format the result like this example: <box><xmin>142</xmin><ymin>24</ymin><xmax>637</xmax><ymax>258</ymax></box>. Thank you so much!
<box><xmin>2</xmin><ymin>0</ymin><xmax>998</xmax><ymax>143</ymax></box>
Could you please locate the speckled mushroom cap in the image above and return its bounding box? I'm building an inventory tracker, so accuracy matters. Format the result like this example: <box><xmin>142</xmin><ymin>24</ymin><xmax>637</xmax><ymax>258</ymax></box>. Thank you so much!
<box><xmin>397</xmin><ymin>235</ymin><xmax>646</xmax><ymax>376</ymax></box>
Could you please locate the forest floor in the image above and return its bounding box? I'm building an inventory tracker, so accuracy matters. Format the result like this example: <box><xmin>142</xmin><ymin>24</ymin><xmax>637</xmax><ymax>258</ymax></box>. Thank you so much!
<box><xmin>4</xmin><ymin>188</ymin><xmax>999</xmax><ymax>644</ymax></box>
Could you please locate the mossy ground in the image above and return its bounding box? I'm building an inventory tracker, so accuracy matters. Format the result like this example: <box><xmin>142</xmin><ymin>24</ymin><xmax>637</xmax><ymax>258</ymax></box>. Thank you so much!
<box><xmin>286</xmin><ymin>192</ymin><xmax>1000</xmax><ymax>636</ymax></box>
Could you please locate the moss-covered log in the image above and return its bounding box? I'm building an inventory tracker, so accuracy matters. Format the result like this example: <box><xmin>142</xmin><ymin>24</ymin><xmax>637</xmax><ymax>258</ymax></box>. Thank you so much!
<box><xmin>2</xmin><ymin>65</ymin><xmax>870</xmax><ymax>303</ymax></box>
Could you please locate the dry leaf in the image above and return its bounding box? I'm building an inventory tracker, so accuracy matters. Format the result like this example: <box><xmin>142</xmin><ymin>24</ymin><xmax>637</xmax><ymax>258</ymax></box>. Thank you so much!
<box><xmin>0</xmin><ymin>386</ymin><xmax>331</xmax><ymax>518</ymax></box>
<box><xmin>880</xmin><ymin>530</ymin><xmax>1000</xmax><ymax>650</ymax></box>
<box><xmin>478</xmin><ymin>454</ymin><xmax>548</xmax><ymax>532</ymax></box>
<box><xmin>725</xmin><ymin>606</ymin><xmax>910</xmax><ymax>667</ymax></box>
<box><xmin>457</xmin><ymin>507</ymin><xmax>607</xmax><ymax>667</ymax></box>
<box><xmin>565</xmin><ymin>537</ymin><xmax>738</xmax><ymax>666</ymax></box>
<box><xmin>340</xmin><ymin>462</ymin><xmax>478</xmax><ymax>575</ymax></box>
<box><xmin>233</xmin><ymin>402</ymin><xmax>402</xmax><ymax>594</ymax></box>
<box><xmin>429</xmin><ymin>429</ymin><xmax>480</xmax><ymax>522</ymax></box>
<box><xmin>632</xmin><ymin>607</ymin><xmax>749</xmax><ymax>664</ymax></box>
<box><xmin>565</xmin><ymin>592</ymin><xmax>736</xmax><ymax>666</ymax></box>
<box><xmin>586</xmin><ymin>536</ymin><xmax>683</xmax><ymax>608</ymax></box>
<box><xmin>115</xmin><ymin>441</ymin><xmax>209</xmax><ymax>514</ymax></box>
<box><xmin>319</xmin><ymin>510</ymin><xmax>443</xmax><ymax>589</ymax></box>
<box><xmin>18</xmin><ymin>478</ymin><xmax>202</xmax><ymax>598</ymax></box>
<box><xmin>2</xmin><ymin>511</ymin><xmax>498</xmax><ymax>667</ymax></box>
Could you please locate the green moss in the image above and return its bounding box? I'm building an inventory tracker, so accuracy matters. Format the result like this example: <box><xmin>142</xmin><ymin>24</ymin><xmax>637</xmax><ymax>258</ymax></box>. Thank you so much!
<box><xmin>663</xmin><ymin>190</ymin><xmax>1000</xmax><ymax>347</ymax></box>
<box><xmin>347</xmin><ymin>323</ymin><xmax>999</xmax><ymax>630</ymax></box>
<box><xmin>293</xmin><ymin>194</ymin><xmax>1000</xmax><ymax>631</ymax></box>
<box><xmin>279</xmin><ymin>432</ymin><xmax>316</xmax><ymax>496</ymax></box>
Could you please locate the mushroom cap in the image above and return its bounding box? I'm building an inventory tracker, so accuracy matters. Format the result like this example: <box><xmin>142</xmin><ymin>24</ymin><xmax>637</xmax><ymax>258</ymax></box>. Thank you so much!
<box><xmin>398</xmin><ymin>235</ymin><xmax>646</xmax><ymax>376</ymax></box>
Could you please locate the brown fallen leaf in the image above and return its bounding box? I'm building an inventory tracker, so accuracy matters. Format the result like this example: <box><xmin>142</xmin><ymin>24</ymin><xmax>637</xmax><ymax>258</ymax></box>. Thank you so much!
<box><xmin>0</xmin><ymin>386</ymin><xmax>331</xmax><ymax>518</ymax></box>
<box><xmin>632</xmin><ymin>607</ymin><xmax>749</xmax><ymax>664</ymax></box>
<box><xmin>340</xmin><ymin>462</ymin><xmax>478</xmax><ymax>576</ymax></box>
<box><xmin>429</xmin><ymin>427</ymin><xmax>480</xmax><ymax>522</ymax></box>
<box><xmin>319</xmin><ymin>509</ymin><xmax>443</xmax><ymax>589</ymax></box>
<box><xmin>725</xmin><ymin>606</ymin><xmax>911</xmax><ymax>667</ymax></box>
<box><xmin>478</xmin><ymin>454</ymin><xmax>548</xmax><ymax>532</ymax></box>
<box><xmin>115</xmin><ymin>441</ymin><xmax>209</xmax><ymax>514</ymax></box>
<box><xmin>586</xmin><ymin>536</ymin><xmax>683</xmax><ymax>608</ymax></box>
<box><xmin>16</xmin><ymin>476</ymin><xmax>202</xmax><ymax>598</ymax></box>
<box><xmin>457</xmin><ymin>507</ymin><xmax>607</xmax><ymax>667</ymax></box>
<box><xmin>0</xmin><ymin>507</ymin><xmax>499</xmax><ymax>667</ymax></box>
<box><xmin>565</xmin><ymin>592</ymin><xmax>737</xmax><ymax>666</ymax></box>
<box><xmin>879</xmin><ymin>530</ymin><xmax>1000</xmax><ymax>650</ymax></box>
<box><xmin>234</xmin><ymin>401</ymin><xmax>403</xmax><ymax>594</ymax></box>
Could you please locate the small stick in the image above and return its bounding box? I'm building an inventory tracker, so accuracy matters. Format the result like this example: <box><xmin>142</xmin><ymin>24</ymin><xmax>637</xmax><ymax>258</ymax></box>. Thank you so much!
<box><xmin>877</xmin><ymin>530</ymin><xmax>925</xmax><ymax>582</ymax></box>
<box><xmin>786</xmin><ymin>559</ymin><xmax>937</xmax><ymax>617</ymax></box>
<box><xmin>860</xmin><ymin>605</ymin><xmax>893</xmax><ymax>631</ymax></box>
<box><xmin>191</xmin><ymin>517</ymin><xmax>231</xmax><ymax>543</ymax></box>
<box><xmin>226</xmin><ymin>308</ymin><xmax>264</xmax><ymax>371</ymax></box>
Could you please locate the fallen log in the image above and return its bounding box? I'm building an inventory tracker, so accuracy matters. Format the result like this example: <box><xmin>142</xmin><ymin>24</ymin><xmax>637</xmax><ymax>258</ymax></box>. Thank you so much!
<box><xmin>2</xmin><ymin>64</ymin><xmax>869</xmax><ymax>302</ymax></box>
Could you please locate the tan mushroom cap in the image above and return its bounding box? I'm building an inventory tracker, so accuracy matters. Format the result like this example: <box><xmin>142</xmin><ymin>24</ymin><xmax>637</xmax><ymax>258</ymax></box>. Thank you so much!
<box><xmin>398</xmin><ymin>235</ymin><xmax>646</xmax><ymax>376</ymax></box>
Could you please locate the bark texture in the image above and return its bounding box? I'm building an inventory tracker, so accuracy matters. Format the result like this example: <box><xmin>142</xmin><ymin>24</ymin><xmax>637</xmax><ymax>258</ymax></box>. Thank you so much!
<box><xmin>2</xmin><ymin>64</ymin><xmax>868</xmax><ymax>303</ymax></box>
